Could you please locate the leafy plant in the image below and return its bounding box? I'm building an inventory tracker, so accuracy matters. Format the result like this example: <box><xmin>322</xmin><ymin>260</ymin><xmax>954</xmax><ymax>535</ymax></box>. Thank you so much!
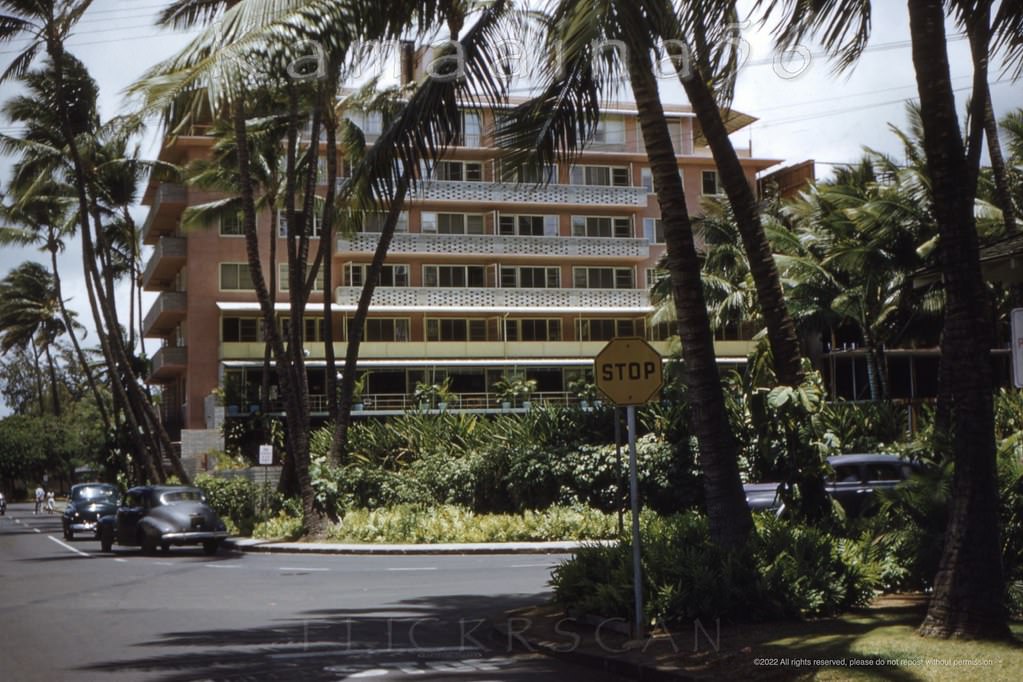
<box><xmin>492</xmin><ymin>374</ymin><xmax>537</xmax><ymax>405</ymax></box>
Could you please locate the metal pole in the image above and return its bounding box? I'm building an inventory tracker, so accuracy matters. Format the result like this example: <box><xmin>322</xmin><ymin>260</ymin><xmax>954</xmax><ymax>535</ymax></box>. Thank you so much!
<box><xmin>614</xmin><ymin>407</ymin><xmax>624</xmax><ymax>535</ymax></box>
<box><xmin>627</xmin><ymin>405</ymin><xmax>644</xmax><ymax>639</ymax></box>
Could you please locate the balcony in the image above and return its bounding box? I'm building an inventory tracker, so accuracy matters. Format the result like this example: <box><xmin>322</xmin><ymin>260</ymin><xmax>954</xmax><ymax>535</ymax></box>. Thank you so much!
<box><xmin>337</xmin><ymin>233</ymin><xmax>650</xmax><ymax>260</ymax></box>
<box><xmin>141</xmin><ymin>236</ymin><xmax>187</xmax><ymax>291</ymax></box>
<box><xmin>335</xmin><ymin>286</ymin><xmax>650</xmax><ymax>313</ymax></box>
<box><xmin>413</xmin><ymin>180</ymin><xmax>649</xmax><ymax>208</ymax></box>
<box><xmin>149</xmin><ymin>346</ymin><xmax>187</xmax><ymax>382</ymax></box>
<box><xmin>141</xmin><ymin>183</ymin><xmax>187</xmax><ymax>245</ymax></box>
<box><xmin>143</xmin><ymin>291</ymin><xmax>187</xmax><ymax>337</ymax></box>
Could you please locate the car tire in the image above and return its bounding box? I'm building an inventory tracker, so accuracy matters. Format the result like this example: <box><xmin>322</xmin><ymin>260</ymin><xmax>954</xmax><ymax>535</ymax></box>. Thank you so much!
<box><xmin>203</xmin><ymin>540</ymin><xmax>220</xmax><ymax>556</ymax></box>
<box><xmin>141</xmin><ymin>532</ymin><xmax>158</xmax><ymax>555</ymax></box>
<box><xmin>63</xmin><ymin>524</ymin><xmax>73</xmax><ymax>541</ymax></box>
<box><xmin>161</xmin><ymin>543</ymin><xmax>170</xmax><ymax>553</ymax></box>
<box><xmin>100</xmin><ymin>526</ymin><xmax>113</xmax><ymax>553</ymax></box>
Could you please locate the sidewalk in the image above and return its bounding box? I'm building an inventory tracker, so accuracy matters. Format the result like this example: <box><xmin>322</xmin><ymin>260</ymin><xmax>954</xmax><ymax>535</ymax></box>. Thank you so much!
<box><xmin>223</xmin><ymin>537</ymin><xmax>606</xmax><ymax>555</ymax></box>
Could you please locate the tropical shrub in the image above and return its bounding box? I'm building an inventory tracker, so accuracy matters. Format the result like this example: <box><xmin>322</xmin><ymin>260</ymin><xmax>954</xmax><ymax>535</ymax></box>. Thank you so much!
<box><xmin>195</xmin><ymin>473</ymin><xmax>288</xmax><ymax>536</ymax></box>
<box><xmin>551</xmin><ymin>512</ymin><xmax>879</xmax><ymax>626</ymax></box>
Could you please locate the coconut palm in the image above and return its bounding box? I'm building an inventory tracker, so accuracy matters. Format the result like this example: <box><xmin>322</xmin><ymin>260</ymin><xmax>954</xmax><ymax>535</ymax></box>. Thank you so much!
<box><xmin>0</xmin><ymin>178</ymin><xmax>113</xmax><ymax>429</ymax></box>
<box><xmin>496</xmin><ymin>0</ymin><xmax>753</xmax><ymax>547</ymax></box>
<box><xmin>757</xmin><ymin>0</ymin><xmax>1023</xmax><ymax>641</ymax></box>
<box><xmin>0</xmin><ymin>261</ymin><xmax>72</xmax><ymax>416</ymax></box>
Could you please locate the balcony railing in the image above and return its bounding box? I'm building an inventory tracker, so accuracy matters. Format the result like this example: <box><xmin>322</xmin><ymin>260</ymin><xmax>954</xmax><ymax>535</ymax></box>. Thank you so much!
<box><xmin>143</xmin><ymin>291</ymin><xmax>187</xmax><ymax>337</ymax></box>
<box><xmin>150</xmin><ymin>346</ymin><xmax>187</xmax><ymax>382</ymax></box>
<box><xmin>141</xmin><ymin>236</ymin><xmax>187</xmax><ymax>291</ymax></box>
<box><xmin>413</xmin><ymin>180</ymin><xmax>649</xmax><ymax>207</ymax></box>
<box><xmin>258</xmin><ymin>391</ymin><xmax>584</xmax><ymax>414</ymax></box>
<box><xmin>335</xmin><ymin>286</ymin><xmax>651</xmax><ymax>312</ymax></box>
<box><xmin>337</xmin><ymin>232</ymin><xmax>650</xmax><ymax>260</ymax></box>
<box><xmin>141</xmin><ymin>183</ymin><xmax>188</xmax><ymax>245</ymax></box>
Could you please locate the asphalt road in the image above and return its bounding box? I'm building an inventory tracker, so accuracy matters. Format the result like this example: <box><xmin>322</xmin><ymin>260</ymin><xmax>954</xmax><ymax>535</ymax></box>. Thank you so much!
<box><xmin>0</xmin><ymin>502</ymin><xmax>626</xmax><ymax>682</ymax></box>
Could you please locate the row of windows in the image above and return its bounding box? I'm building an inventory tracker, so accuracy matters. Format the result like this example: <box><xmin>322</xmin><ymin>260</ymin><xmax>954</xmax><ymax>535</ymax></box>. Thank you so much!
<box><xmin>220</xmin><ymin>263</ymin><xmax>646</xmax><ymax>291</ymax></box>
<box><xmin>222</xmin><ymin>316</ymin><xmax>645</xmax><ymax>343</ymax></box>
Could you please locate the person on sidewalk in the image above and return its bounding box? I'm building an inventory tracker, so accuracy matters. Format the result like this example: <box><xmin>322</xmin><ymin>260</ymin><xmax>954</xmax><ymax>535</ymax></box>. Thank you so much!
<box><xmin>34</xmin><ymin>485</ymin><xmax>44</xmax><ymax>514</ymax></box>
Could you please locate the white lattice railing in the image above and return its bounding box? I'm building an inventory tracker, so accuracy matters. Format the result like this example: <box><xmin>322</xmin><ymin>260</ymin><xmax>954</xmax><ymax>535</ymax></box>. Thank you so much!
<box><xmin>337</xmin><ymin>232</ymin><xmax>650</xmax><ymax>259</ymax></box>
<box><xmin>335</xmin><ymin>285</ymin><xmax>650</xmax><ymax>311</ymax></box>
<box><xmin>412</xmin><ymin>180</ymin><xmax>649</xmax><ymax>207</ymax></box>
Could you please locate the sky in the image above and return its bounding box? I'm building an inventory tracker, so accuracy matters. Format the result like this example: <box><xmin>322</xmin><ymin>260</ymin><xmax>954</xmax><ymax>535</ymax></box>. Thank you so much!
<box><xmin>0</xmin><ymin>0</ymin><xmax>1020</xmax><ymax>417</ymax></box>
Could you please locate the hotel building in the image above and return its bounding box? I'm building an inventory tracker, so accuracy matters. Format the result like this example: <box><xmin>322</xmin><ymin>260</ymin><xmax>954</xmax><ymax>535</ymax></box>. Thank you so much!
<box><xmin>140</xmin><ymin>100</ymin><xmax>790</xmax><ymax>453</ymax></box>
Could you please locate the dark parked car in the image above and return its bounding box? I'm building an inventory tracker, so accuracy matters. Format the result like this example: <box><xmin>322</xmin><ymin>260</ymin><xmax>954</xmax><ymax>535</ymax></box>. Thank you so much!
<box><xmin>744</xmin><ymin>454</ymin><xmax>921</xmax><ymax>517</ymax></box>
<box><xmin>62</xmin><ymin>483</ymin><xmax>120</xmax><ymax>540</ymax></box>
<box><xmin>98</xmin><ymin>486</ymin><xmax>228</xmax><ymax>555</ymax></box>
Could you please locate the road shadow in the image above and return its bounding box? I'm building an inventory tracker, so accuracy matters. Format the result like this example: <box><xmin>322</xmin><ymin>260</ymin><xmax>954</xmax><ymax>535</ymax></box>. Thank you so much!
<box><xmin>76</xmin><ymin>593</ymin><xmax>558</xmax><ymax>681</ymax></box>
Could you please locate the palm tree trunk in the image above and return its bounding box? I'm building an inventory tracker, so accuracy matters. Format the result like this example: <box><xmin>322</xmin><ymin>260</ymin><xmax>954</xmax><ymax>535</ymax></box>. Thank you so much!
<box><xmin>984</xmin><ymin>92</ymin><xmax>1017</xmax><ymax>234</ymax></box>
<box><xmin>49</xmin><ymin>243</ymin><xmax>111</xmax><ymax>431</ymax></box>
<box><xmin>333</xmin><ymin>177</ymin><xmax>411</xmax><ymax>462</ymax></box>
<box><xmin>628</xmin><ymin>41</ymin><xmax>751</xmax><ymax>549</ymax></box>
<box><xmin>233</xmin><ymin>99</ymin><xmax>323</xmax><ymax>538</ymax></box>
<box><xmin>42</xmin><ymin>339</ymin><xmax>61</xmax><ymax>416</ymax></box>
<box><xmin>676</xmin><ymin>64</ymin><xmax>803</xmax><ymax>388</ymax></box>
<box><xmin>908</xmin><ymin>0</ymin><xmax>1008</xmax><ymax>640</ymax></box>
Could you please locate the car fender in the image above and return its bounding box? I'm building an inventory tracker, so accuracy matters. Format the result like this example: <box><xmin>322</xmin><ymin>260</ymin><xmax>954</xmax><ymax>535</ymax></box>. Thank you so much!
<box><xmin>139</xmin><ymin>516</ymin><xmax>174</xmax><ymax>538</ymax></box>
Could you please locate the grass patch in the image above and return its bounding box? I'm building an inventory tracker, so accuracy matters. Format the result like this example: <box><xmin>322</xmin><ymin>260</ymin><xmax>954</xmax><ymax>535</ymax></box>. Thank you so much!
<box><xmin>526</xmin><ymin>595</ymin><xmax>1022</xmax><ymax>680</ymax></box>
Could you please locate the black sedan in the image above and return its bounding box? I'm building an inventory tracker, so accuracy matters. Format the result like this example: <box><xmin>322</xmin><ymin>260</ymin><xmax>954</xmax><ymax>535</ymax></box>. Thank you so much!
<box><xmin>98</xmin><ymin>486</ymin><xmax>228</xmax><ymax>555</ymax></box>
<box><xmin>744</xmin><ymin>453</ymin><xmax>921</xmax><ymax>517</ymax></box>
<box><xmin>62</xmin><ymin>483</ymin><xmax>120</xmax><ymax>540</ymax></box>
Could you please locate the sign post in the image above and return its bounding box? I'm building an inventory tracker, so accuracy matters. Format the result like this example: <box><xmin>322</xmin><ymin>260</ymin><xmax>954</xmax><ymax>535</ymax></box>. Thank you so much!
<box><xmin>594</xmin><ymin>337</ymin><xmax>663</xmax><ymax>639</ymax></box>
<box><xmin>258</xmin><ymin>444</ymin><xmax>274</xmax><ymax>515</ymax></box>
<box><xmin>1012</xmin><ymin>308</ymin><xmax>1023</xmax><ymax>389</ymax></box>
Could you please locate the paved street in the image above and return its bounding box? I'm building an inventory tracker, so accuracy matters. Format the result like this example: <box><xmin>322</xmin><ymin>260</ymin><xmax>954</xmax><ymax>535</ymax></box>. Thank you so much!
<box><xmin>0</xmin><ymin>503</ymin><xmax>626</xmax><ymax>681</ymax></box>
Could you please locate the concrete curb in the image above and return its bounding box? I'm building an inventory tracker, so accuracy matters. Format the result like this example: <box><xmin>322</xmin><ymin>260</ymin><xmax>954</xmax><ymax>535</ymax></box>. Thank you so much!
<box><xmin>224</xmin><ymin>537</ymin><xmax>609</xmax><ymax>555</ymax></box>
<box><xmin>492</xmin><ymin>617</ymin><xmax>695</xmax><ymax>681</ymax></box>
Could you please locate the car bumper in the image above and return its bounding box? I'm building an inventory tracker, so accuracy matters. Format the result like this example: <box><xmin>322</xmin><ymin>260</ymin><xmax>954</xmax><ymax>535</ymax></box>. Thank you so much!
<box><xmin>160</xmin><ymin>530</ymin><xmax>229</xmax><ymax>543</ymax></box>
<box><xmin>68</xmin><ymin>521</ymin><xmax>99</xmax><ymax>533</ymax></box>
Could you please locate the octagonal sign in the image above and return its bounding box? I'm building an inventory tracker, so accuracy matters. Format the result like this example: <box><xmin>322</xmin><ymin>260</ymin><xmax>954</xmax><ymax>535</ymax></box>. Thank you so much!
<box><xmin>594</xmin><ymin>337</ymin><xmax>664</xmax><ymax>406</ymax></box>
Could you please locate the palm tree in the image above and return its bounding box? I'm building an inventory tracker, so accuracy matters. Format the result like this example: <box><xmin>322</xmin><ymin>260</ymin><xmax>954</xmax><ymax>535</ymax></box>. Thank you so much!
<box><xmin>0</xmin><ymin>178</ymin><xmax>113</xmax><ymax>430</ymax></box>
<box><xmin>757</xmin><ymin>0</ymin><xmax>1023</xmax><ymax>641</ymax></box>
<box><xmin>0</xmin><ymin>261</ymin><xmax>70</xmax><ymax>416</ymax></box>
<box><xmin>0</xmin><ymin>2</ymin><xmax>188</xmax><ymax>483</ymax></box>
<box><xmin>496</xmin><ymin>0</ymin><xmax>753</xmax><ymax>547</ymax></box>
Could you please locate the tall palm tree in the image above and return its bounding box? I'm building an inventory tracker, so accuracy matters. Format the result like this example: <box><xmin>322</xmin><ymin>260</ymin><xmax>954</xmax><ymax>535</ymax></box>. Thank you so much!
<box><xmin>757</xmin><ymin>0</ymin><xmax>1023</xmax><ymax>641</ymax></box>
<box><xmin>1</xmin><ymin>2</ymin><xmax>188</xmax><ymax>483</ymax></box>
<box><xmin>0</xmin><ymin>178</ymin><xmax>113</xmax><ymax>430</ymax></box>
<box><xmin>497</xmin><ymin>0</ymin><xmax>753</xmax><ymax>547</ymax></box>
<box><xmin>0</xmin><ymin>261</ymin><xmax>70</xmax><ymax>416</ymax></box>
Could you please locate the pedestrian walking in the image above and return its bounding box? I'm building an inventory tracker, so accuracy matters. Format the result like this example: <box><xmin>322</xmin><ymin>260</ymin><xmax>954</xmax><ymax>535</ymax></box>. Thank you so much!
<box><xmin>34</xmin><ymin>485</ymin><xmax>44</xmax><ymax>514</ymax></box>
<box><xmin>45</xmin><ymin>490</ymin><xmax>55</xmax><ymax>514</ymax></box>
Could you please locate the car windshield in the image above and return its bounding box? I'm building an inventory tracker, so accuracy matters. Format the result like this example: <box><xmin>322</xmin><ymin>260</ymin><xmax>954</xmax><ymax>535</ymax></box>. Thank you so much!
<box><xmin>73</xmin><ymin>486</ymin><xmax>118</xmax><ymax>503</ymax></box>
<box><xmin>159</xmin><ymin>490</ymin><xmax>205</xmax><ymax>505</ymax></box>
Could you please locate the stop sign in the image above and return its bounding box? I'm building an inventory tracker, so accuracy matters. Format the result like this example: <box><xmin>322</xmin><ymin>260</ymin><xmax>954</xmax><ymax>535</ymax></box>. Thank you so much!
<box><xmin>594</xmin><ymin>337</ymin><xmax>664</xmax><ymax>406</ymax></box>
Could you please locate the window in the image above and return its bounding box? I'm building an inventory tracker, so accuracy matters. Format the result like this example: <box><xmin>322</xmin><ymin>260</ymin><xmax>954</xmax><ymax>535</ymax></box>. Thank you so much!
<box><xmin>701</xmin><ymin>170</ymin><xmax>720</xmax><ymax>195</ymax></box>
<box><xmin>460</xmin><ymin>111</ymin><xmax>482</xmax><ymax>147</ymax></box>
<box><xmin>426</xmin><ymin>318</ymin><xmax>489</xmax><ymax>341</ymax></box>
<box><xmin>345</xmin><ymin>110</ymin><xmax>383</xmax><ymax>138</ymax></box>
<box><xmin>431</xmin><ymin>160</ymin><xmax>483</xmax><ymax>182</ymax></box>
<box><xmin>571</xmin><ymin>216</ymin><xmax>632</xmax><ymax>239</ymax></box>
<box><xmin>569</xmin><ymin>165</ymin><xmax>630</xmax><ymax>187</ymax></box>
<box><xmin>361</xmin><ymin>211</ymin><xmax>409</xmax><ymax>233</ymax></box>
<box><xmin>219</xmin><ymin>211</ymin><xmax>243</xmax><ymax>236</ymax></box>
<box><xmin>500</xmin><ymin>162</ymin><xmax>557</xmax><ymax>184</ymax></box>
<box><xmin>643</xmin><ymin>218</ymin><xmax>664</xmax><ymax>243</ymax></box>
<box><xmin>592</xmin><ymin>117</ymin><xmax>626</xmax><ymax>146</ymax></box>
<box><xmin>648</xmin><ymin>320</ymin><xmax>676</xmax><ymax>341</ymax></box>
<box><xmin>421</xmin><ymin>212</ymin><xmax>485</xmax><ymax>235</ymax></box>
<box><xmin>505</xmin><ymin>318</ymin><xmax>562</xmax><ymax>341</ymax></box>
<box><xmin>498</xmin><ymin>214</ymin><xmax>558</xmax><ymax>236</ymax></box>
<box><xmin>573</xmin><ymin>267</ymin><xmax>635</xmax><ymax>289</ymax></box>
<box><xmin>646</xmin><ymin>268</ymin><xmax>669</xmax><ymax>287</ymax></box>
<box><xmin>220</xmin><ymin>263</ymin><xmax>254</xmax><ymax>290</ymax></box>
<box><xmin>345</xmin><ymin>263</ymin><xmax>409</xmax><ymax>287</ymax></box>
<box><xmin>577</xmin><ymin>318</ymin><xmax>640</xmax><ymax>341</ymax></box>
<box><xmin>423</xmin><ymin>264</ymin><xmax>486</xmax><ymax>287</ymax></box>
<box><xmin>277</xmin><ymin>210</ymin><xmax>321</xmax><ymax>238</ymax></box>
<box><xmin>279</xmin><ymin>262</ymin><xmax>324</xmax><ymax>292</ymax></box>
<box><xmin>222</xmin><ymin>317</ymin><xmax>264</xmax><ymax>342</ymax></box>
<box><xmin>280</xmin><ymin>317</ymin><xmax>326</xmax><ymax>342</ymax></box>
<box><xmin>500</xmin><ymin>266</ymin><xmax>560</xmax><ymax>288</ymax></box>
<box><xmin>364</xmin><ymin>318</ymin><xmax>410</xmax><ymax>342</ymax></box>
